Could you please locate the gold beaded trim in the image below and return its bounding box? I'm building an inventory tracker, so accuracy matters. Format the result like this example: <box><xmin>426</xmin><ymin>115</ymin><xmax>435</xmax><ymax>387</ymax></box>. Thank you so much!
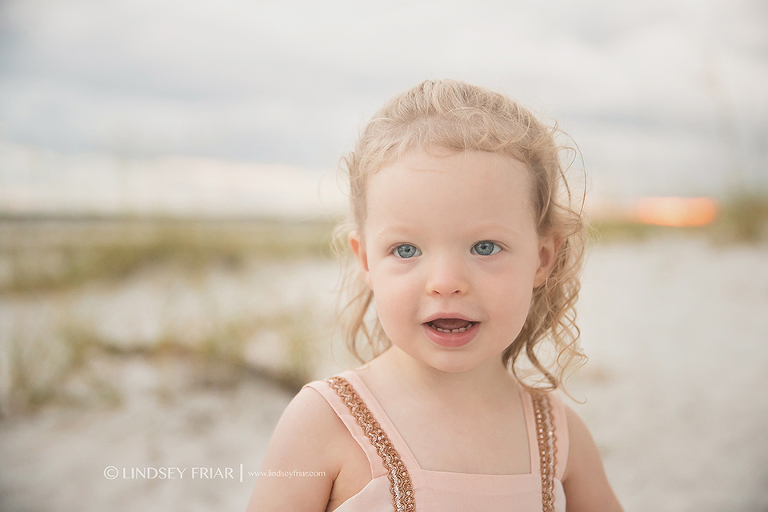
<box><xmin>532</xmin><ymin>393</ymin><xmax>557</xmax><ymax>512</ymax></box>
<box><xmin>326</xmin><ymin>376</ymin><xmax>416</xmax><ymax>512</ymax></box>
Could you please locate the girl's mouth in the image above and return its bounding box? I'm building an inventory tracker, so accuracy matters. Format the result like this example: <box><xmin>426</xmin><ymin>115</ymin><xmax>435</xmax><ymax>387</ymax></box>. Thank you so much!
<box><xmin>423</xmin><ymin>319</ymin><xmax>480</xmax><ymax>347</ymax></box>
<box><xmin>427</xmin><ymin>320</ymin><xmax>477</xmax><ymax>333</ymax></box>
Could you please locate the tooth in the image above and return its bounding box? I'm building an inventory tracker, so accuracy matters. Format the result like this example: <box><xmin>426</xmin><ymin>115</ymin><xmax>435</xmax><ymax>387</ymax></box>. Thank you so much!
<box><xmin>433</xmin><ymin>325</ymin><xmax>470</xmax><ymax>333</ymax></box>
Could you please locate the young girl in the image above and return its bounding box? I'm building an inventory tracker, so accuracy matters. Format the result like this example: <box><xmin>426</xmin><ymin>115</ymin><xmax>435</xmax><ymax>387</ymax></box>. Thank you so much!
<box><xmin>247</xmin><ymin>79</ymin><xmax>623</xmax><ymax>512</ymax></box>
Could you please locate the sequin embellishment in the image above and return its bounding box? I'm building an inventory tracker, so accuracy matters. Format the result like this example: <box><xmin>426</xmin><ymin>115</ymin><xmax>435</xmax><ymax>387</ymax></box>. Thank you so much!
<box><xmin>532</xmin><ymin>393</ymin><xmax>557</xmax><ymax>512</ymax></box>
<box><xmin>326</xmin><ymin>376</ymin><xmax>416</xmax><ymax>512</ymax></box>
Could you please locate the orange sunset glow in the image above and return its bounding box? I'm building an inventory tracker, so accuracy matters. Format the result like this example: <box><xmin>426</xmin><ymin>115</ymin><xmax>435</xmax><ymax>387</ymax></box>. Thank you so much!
<box><xmin>634</xmin><ymin>197</ymin><xmax>720</xmax><ymax>227</ymax></box>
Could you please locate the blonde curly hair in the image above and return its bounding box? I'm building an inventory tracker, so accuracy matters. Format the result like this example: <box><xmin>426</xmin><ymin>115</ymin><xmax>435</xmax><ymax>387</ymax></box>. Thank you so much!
<box><xmin>331</xmin><ymin>79</ymin><xmax>587</xmax><ymax>392</ymax></box>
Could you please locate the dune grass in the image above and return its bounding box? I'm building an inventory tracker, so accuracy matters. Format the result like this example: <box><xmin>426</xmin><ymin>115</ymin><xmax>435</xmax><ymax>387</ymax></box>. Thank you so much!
<box><xmin>714</xmin><ymin>193</ymin><xmax>768</xmax><ymax>242</ymax></box>
<box><xmin>0</xmin><ymin>216</ymin><xmax>339</xmax><ymax>415</ymax></box>
<box><xmin>2</xmin><ymin>304</ymin><xmax>322</xmax><ymax>416</ymax></box>
<box><xmin>0</xmin><ymin>216</ymin><xmax>339</xmax><ymax>293</ymax></box>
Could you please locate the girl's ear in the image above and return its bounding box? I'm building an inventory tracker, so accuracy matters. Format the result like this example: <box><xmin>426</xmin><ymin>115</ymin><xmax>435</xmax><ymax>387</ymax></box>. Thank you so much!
<box><xmin>533</xmin><ymin>234</ymin><xmax>560</xmax><ymax>288</ymax></box>
<box><xmin>348</xmin><ymin>230</ymin><xmax>372</xmax><ymax>289</ymax></box>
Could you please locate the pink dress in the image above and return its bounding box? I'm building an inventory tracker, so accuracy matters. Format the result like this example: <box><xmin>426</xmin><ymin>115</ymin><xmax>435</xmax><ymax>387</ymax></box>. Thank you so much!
<box><xmin>303</xmin><ymin>369</ymin><xmax>568</xmax><ymax>512</ymax></box>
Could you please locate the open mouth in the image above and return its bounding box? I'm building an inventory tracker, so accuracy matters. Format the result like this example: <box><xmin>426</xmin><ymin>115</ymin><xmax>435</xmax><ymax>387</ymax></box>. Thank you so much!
<box><xmin>426</xmin><ymin>319</ymin><xmax>478</xmax><ymax>333</ymax></box>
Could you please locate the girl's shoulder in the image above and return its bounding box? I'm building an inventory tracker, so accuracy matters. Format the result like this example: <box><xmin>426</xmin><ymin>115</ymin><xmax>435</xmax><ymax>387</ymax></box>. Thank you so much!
<box><xmin>269</xmin><ymin>383</ymin><xmax>357</xmax><ymax>474</ymax></box>
<box><xmin>245</xmin><ymin>384</ymin><xmax>350</xmax><ymax>511</ymax></box>
<box><xmin>281</xmin><ymin>383</ymin><xmax>350</xmax><ymax>445</ymax></box>
<box><xmin>558</xmin><ymin>400</ymin><xmax>624</xmax><ymax>511</ymax></box>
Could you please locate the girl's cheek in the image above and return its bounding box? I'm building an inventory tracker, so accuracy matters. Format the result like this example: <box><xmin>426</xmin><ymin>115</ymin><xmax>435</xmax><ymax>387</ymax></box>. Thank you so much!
<box><xmin>370</xmin><ymin>271</ymin><xmax>413</xmax><ymax>296</ymax></box>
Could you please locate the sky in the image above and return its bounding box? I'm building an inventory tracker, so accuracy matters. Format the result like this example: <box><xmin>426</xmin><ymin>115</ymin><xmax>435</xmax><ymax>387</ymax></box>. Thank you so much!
<box><xmin>0</xmin><ymin>0</ymin><xmax>766</xmax><ymax>208</ymax></box>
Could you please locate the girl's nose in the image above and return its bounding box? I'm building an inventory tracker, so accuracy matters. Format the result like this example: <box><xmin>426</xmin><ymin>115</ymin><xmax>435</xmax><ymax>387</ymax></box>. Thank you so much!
<box><xmin>426</xmin><ymin>255</ymin><xmax>469</xmax><ymax>296</ymax></box>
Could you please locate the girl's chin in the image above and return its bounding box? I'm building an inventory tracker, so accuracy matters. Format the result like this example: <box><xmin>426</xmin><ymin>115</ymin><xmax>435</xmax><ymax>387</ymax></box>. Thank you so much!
<box><xmin>390</xmin><ymin>346</ymin><xmax>495</xmax><ymax>375</ymax></box>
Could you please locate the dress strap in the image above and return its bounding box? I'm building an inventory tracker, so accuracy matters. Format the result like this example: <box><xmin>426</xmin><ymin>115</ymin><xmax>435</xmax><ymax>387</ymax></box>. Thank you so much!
<box><xmin>324</xmin><ymin>376</ymin><xmax>416</xmax><ymax>512</ymax></box>
<box><xmin>548</xmin><ymin>391</ymin><xmax>569</xmax><ymax>481</ymax></box>
<box><xmin>531</xmin><ymin>392</ymin><xmax>557</xmax><ymax>512</ymax></box>
<box><xmin>529</xmin><ymin>389</ymin><xmax>570</xmax><ymax>512</ymax></box>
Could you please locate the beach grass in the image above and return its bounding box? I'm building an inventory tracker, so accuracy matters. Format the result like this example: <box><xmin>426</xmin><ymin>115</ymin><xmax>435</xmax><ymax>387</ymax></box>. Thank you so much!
<box><xmin>0</xmin><ymin>216</ymin><xmax>338</xmax><ymax>415</ymax></box>
<box><xmin>0</xmin><ymin>216</ymin><xmax>339</xmax><ymax>293</ymax></box>
<box><xmin>714</xmin><ymin>192</ymin><xmax>768</xmax><ymax>242</ymax></box>
<box><xmin>2</xmin><ymin>304</ymin><xmax>320</xmax><ymax>415</ymax></box>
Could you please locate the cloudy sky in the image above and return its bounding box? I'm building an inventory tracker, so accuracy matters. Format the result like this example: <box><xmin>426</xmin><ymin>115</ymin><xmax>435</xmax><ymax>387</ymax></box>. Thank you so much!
<box><xmin>0</xmin><ymin>0</ymin><xmax>766</xmax><ymax>202</ymax></box>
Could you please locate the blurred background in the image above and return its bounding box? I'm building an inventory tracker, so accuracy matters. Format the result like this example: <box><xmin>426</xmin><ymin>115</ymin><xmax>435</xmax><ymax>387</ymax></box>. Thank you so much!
<box><xmin>0</xmin><ymin>0</ymin><xmax>766</xmax><ymax>511</ymax></box>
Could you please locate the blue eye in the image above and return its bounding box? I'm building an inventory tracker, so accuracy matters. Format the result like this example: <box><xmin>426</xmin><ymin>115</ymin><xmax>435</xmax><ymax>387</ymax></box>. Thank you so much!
<box><xmin>472</xmin><ymin>241</ymin><xmax>501</xmax><ymax>256</ymax></box>
<box><xmin>394</xmin><ymin>244</ymin><xmax>421</xmax><ymax>258</ymax></box>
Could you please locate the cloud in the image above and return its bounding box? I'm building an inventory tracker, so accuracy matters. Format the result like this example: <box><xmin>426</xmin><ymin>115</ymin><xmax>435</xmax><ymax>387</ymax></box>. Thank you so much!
<box><xmin>0</xmin><ymin>0</ymin><xmax>765</xmax><ymax>196</ymax></box>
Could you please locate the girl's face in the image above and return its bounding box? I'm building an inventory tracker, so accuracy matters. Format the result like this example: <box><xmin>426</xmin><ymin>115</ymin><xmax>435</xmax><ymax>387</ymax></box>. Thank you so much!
<box><xmin>349</xmin><ymin>147</ymin><xmax>556</xmax><ymax>375</ymax></box>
